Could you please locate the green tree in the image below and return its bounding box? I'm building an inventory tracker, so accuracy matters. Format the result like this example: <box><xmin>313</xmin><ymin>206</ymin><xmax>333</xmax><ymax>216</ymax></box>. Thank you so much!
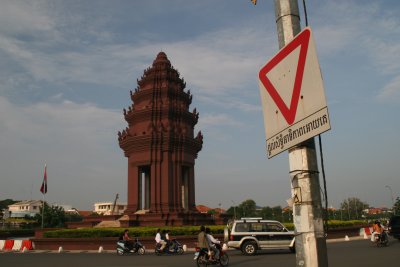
<box><xmin>394</xmin><ymin>197</ymin><xmax>400</xmax><ymax>215</ymax></box>
<box><xmin>260</xmin><ymin>206</ymin><xmax>273</xmax><ymax>219</ymax></box>
<box><xmin>34</xmin><ymin>203</ymin><xmax>66</xmax><ymax>228</ymax></box>
<box><xmin>238</xmin><ymin>199</ymin><xmax>257</xmax><ymax>218</ymax></box>
<box><xmin>207</xmin><ymin>209</ymin><xmax>217</xmax><ymax>215</ymax></box>
<box><xmin>340</xmin><ymin>197</ymin><xmax>369</xmax><ymax>220</ymax></box>
<box><xmin>0</xmin><ymin>199</ymin><xmax>18</xmax><ymax>211</ymax></box>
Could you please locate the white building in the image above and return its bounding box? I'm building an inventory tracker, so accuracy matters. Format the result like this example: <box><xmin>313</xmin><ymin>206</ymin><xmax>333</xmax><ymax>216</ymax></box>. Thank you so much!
<box><xmin>94</xmin><ymin>202</ymin><xmax>127</xmax><ymax>215</ymax></box>
<box><xmin>7</xmin><ymin>200</ymin><xmax>43</xmax><ymax>218</ymax></box>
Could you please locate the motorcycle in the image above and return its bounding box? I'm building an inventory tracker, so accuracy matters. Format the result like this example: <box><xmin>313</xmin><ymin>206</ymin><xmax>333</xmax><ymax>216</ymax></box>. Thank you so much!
<box><xmin>155</xmin><ymin>239</ymin><xmax>184</xmax><ymax>255</ymax></box>
<box><xmin>117</xmin><ymin>238</ymin><xmax>146</xmax><ymax>255</ymax></box>
<box><xmin>374</xmin><ymin>231</ymin><xmax>389</xmax><ymax>247</ymax></box>
<box><xmin>194</xmin><ymin>244</ymin><xmax>229</xmax><ymax>267</ymax></box>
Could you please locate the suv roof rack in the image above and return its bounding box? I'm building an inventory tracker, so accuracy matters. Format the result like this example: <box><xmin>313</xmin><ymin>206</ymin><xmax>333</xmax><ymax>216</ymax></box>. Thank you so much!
<box><xmin>240</xmin><ymin>217</ymin><xmax>263</xmax><ymax>223</ymax></box>
<box><xmin>240</xmin><ymin>217</ymin><xmax>262</xmax><ymax>220</ymax></box>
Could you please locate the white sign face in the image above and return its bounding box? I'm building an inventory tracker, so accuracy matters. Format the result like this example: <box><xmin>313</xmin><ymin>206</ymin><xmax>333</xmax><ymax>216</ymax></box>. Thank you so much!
<box><xmin>258</xmin><ymin>27</ymin><xmax>331</xmax><ymax>158</ymax></box>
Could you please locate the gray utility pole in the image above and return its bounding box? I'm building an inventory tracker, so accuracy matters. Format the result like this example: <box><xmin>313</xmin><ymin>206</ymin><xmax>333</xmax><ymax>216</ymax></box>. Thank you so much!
<box><xmin>274</xmin><ymin>1</ymin><xmax>328</xmax><ymax>266</ymax></box>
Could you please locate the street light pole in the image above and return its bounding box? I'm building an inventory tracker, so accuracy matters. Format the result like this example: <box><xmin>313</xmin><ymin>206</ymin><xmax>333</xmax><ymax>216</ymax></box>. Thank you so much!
<box><xmin>385</xmin><ymin>185</ymin><xmax>395</xmax><ymax>215</ymax></box>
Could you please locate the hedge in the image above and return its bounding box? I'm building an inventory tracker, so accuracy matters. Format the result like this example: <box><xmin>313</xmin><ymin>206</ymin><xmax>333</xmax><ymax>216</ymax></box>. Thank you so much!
<box><xmin>43</xmin><ymin>225</ymin><xmax>226</xmax><ymax>238</ymax></box>
<box><xmin>42</xmin><ymin>220</ymin><xmax>367</xmax><ymax>238</ymax></box>
<box><xmin>0</xmin><ymin>229</ymin><xmax>35</xmax><ymax>238</ymax></box>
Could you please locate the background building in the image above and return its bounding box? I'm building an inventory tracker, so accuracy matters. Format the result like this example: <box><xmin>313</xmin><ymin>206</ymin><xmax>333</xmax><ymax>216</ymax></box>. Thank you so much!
<box><xmin>7</xmin><ymin>200</ymin><xmax>42</xmax><ymax>218</ymax></box>
<box><xmin>94</xmin><ymin>202</ymin><xmax>127</xmax><ymax>215</ymax></box>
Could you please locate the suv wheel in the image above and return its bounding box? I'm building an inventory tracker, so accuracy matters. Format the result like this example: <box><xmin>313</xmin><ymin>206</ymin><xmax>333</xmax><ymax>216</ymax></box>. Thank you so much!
<box><xmin>241</xmin><ymin>241</ymin><xmax>257</xmax><ymax>256</ymax></box>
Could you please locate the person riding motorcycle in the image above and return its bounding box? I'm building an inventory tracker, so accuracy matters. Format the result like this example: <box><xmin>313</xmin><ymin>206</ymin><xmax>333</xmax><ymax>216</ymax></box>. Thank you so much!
<box><xmin>371</xmin><ymin>220</ymin><xmax>384</xmax><ymax>242</ymax></box>
<box><xmin>155</xmin><ymin>228</ymin><xmax>167</xmax><ymax>252</ymax></box>
<box><xmin>197</xmin><ymin>225</ymin><xmax>210</xmax><ymax>252</ymax></box>
<box><xmin>119</xmin><ymin>229</ymin><xmax>134</xmax><ymax>251</ymax></box>
<box><xmin>165</xmin><ymin>230</ymin><xmax>175</xmax><ymax>251</ymax></box>
<box><xmin>206</xmin><ymin>227</ymin><xmax>220</xmax><ymax>261</ymax></box>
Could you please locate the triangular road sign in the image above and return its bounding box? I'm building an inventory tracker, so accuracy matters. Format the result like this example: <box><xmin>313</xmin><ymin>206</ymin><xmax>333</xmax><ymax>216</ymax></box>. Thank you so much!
<box><xmin>258</xmin><ymin>27</ymin><xmax>331</xmax><ymax>158</ymax></box>
<box><xmin>259</xmin><ymin>28</ymin><xmax>310</xmax><ymax>125</ymax></box>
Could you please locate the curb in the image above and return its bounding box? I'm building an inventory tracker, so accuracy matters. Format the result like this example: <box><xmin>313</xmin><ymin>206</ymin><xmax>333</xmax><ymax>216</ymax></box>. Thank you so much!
<box><xmin>1</xmin><ymin>237</ymin><xmax>365</xmax><ymax>254</ymax></box>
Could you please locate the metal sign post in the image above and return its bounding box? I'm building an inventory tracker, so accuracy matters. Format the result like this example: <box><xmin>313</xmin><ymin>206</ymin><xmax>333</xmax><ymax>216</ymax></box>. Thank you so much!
<box><xmin>273</xmin><ymin>0</ymin><xmax>328</xmax><ymax>266</ymax></box>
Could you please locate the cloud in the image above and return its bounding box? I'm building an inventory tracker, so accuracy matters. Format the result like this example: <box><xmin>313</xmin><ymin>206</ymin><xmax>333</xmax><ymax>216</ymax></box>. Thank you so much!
<box><xmin>165</xmin><ymin>28</ymin><xmax>274</xmax><ymax>96</ymax></box>
<box><xmin>312</xmin><ymin>1</ymin><xmax>400</xmax><ymax>104</ymax></box>
<box><xmin>0</xmin><ymin>1</ymin><xmax>54</xmax><ymax>36</ymax></box>
<box><xmin>0</xmin><ymin>2</ymin><xmax>271</xmax><ymax>113</ymax></box>
<box><xmin>377</xmin><ymin>75</ymin><xmax>400</xmax><ymax>103</ymax></box>
<box><xmin>0</xmin><ymin>96</ymin><xmax>126</xmax><ymax>208</ymax></box>
<box><xmin>199</xmin><ymin>113</ymin><xmax>243</xmax><ymax>128</ymax></box>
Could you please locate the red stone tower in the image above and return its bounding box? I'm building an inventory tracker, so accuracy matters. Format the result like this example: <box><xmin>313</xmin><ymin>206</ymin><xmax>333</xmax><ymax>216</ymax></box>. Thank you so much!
<box><xmin>118</xmin><ymin>52</ymin><xmax>206</xmax><ymax>224</ymax></box>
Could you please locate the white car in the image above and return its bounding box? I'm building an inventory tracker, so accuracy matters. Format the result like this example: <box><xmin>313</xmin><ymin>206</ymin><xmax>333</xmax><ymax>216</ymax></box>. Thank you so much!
<box><xmin>224</xmin><ymin>218</ymin><xmax>295</xmax><ymax>256</ymax></box>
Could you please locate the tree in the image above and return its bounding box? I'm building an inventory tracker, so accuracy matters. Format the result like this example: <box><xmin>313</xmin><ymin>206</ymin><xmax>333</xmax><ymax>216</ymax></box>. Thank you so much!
<box><xmin>0</xmin><ymin>199</ymin><xmax>18</xmax><ymax>211</ymax></box>
<box><xmin>260</xmin><ymin>206</ymin><xmax>273</xmax><ymax>219</ymax></box>
<box><xmin>340</xmin><ymin>197</ymin><xmax>369</xmax><ymax>220</ymax></box>
<box><xmin>238</xmin><ymin>199</ymin><xmax>257</xmax><ymax>218</ymax></box>
<box><xmin>34</xmin><ymin>203</ymin><xmax>66</xmax><ymax>228</ymax></box>
<box><xmin>207</xmin><ymin>209</ymin><xmax>217</xmax><ymax>215</ymax></box>
<box><xmin>394</xmin><ymin>197</ymin><xmax>400</xmax><ymax>215</ymax></box>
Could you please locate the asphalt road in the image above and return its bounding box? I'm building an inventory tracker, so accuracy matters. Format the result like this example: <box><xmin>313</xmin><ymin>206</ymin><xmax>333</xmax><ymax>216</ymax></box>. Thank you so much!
<box><xmin>1</xmin><ymin>238</ymin><xmax>399</xmax><ymax>267</ymax></box>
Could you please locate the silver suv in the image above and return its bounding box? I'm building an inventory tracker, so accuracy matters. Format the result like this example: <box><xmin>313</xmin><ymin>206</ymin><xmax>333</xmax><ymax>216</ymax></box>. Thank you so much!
<box><xmin>224</xmin><ymin>218</ymin><xmax>295</xmax><ymax>256</ymax></box>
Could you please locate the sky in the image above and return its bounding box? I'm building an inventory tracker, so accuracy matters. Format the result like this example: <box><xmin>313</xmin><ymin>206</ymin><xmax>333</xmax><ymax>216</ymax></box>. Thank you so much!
<box><xmin>0</xmin><ymin>0</ymin><xmax>399</xmax><ymax>211</ymax></box>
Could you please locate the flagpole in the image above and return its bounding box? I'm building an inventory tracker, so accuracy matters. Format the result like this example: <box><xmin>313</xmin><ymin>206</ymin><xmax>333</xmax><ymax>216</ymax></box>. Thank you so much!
<box><xmin>41</xmin><ymin>192</ymin><xmax>45</xmax><ymax>229</ymax></box>
<box><xmin>40</xmin><ymin>164</ymin><xmax>47</xmax><ymax>229</ymax></box>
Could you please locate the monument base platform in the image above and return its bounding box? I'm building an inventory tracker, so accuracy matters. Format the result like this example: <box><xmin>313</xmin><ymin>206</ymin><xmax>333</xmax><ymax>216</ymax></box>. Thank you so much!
<box><xmin>119</xmin><ymin>211</ymin><xmax>230</xmax><ymax>227</ymax></box>
<box><xmin>66</xmin><ymin>212</ymin><xmax>230</xmax><ymax>228</ymax></box>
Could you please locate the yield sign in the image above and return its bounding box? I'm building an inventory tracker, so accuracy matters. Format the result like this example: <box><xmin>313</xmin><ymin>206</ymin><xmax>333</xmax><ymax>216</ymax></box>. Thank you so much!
<box><xmin>258</xmin><ymin>27</ymin><xmax>331</xmax><ymax>158</ymax></box>
<box><xmin>259</xmin><ymin>28</ymin><xmax>310</xmax><ymax>125</ymax></box>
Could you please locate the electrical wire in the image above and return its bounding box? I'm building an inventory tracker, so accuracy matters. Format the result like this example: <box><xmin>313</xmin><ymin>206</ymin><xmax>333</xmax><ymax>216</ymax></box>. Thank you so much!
<box><xmin>302</xmin><ymin>0</ymin><xmax>329</xmax><ymax>235</ymax></box>
<box><xmin>302</xmin><ymin>0</ymin><xmax>309</xmax><ymax>27</ymax></box>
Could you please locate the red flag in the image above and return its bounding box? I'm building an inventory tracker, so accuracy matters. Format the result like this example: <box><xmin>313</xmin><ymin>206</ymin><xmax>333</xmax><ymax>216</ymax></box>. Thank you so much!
<box><xmin>40</xmin><ymin>165</ymin><xmax>47</xmax><ymax>194</ymax></box>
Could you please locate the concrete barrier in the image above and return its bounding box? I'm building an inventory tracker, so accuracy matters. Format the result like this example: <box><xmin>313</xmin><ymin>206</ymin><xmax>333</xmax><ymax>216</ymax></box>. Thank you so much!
<box><xmin>21</xmin><ymin>240</ymin><xmax>33</xmax><ymax>251</ymax></box>
<box><xmin>3</xmin><ymin>240</ymin><xmax>14</xmax><ymax>250</ymax></box>
<box><xmin>0</xmin><ymin>240</ymin><xmax>5</xmax><ymax>250</ymax></box>
<box><xmin>359</xmin><ymin>227</ymin><xmax>372</xmax><ymax>237</ymax></box>
<box><xmin>12</xmin><ymin>240</ymin><xmax>23</xmax><ymax>251</ymax></box>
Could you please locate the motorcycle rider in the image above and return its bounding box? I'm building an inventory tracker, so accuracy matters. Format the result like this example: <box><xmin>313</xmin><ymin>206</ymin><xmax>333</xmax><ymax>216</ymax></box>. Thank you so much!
<box><xmin>371</xmin><ymin>220</ymin><xmax>384</xmax><ymax>242</ymax></box>
<box><xmin>197</xmin><ymin>225</ymin><xmax>210</xmax><ymax>252</ymax></box>
<box><xmin>165</xmin><ymin>230</ymin><xmax>175</xmax><ymax>251</ymax></box>
<box><xmin>155</xmin><ymin>228</ymin><xmax>167</xmax><ymax>252</ymax></box>
<box><xmin>120</xmin><ymin>229</ymin><xmax>134</xmax><ymax>251</ymax></box>
<box><xmin>206</xmin><ymin>227</ymin><xmax>220</xmax><ymax>261</ymax></box>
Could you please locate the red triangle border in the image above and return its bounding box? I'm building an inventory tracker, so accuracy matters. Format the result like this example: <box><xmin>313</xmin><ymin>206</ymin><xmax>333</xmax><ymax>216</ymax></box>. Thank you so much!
<box><xmin>259</xmin><ymin>28</ymin><xmax>311</xmax><ymax>125</ymax></box>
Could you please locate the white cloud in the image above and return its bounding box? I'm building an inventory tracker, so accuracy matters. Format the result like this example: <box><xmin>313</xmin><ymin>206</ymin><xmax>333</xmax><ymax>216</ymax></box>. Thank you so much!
<box><xmin>199</xmin><ymin>113</ymin><xmax>242</xmax><ymax>128</ymax></box>
<box><xmin>377</xmin><ymin>75</ymin><xmax>400</xmax><ymax>103</ymax></box>
<box><xmin>0</xmin><ymin>96</ymin><xmax>127</xmax><ymax>208</ymax></box>
<box><xmin>0</xmin><ymin>1</ymin><xmax>54</xmax><ymax>36</ymax></box>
